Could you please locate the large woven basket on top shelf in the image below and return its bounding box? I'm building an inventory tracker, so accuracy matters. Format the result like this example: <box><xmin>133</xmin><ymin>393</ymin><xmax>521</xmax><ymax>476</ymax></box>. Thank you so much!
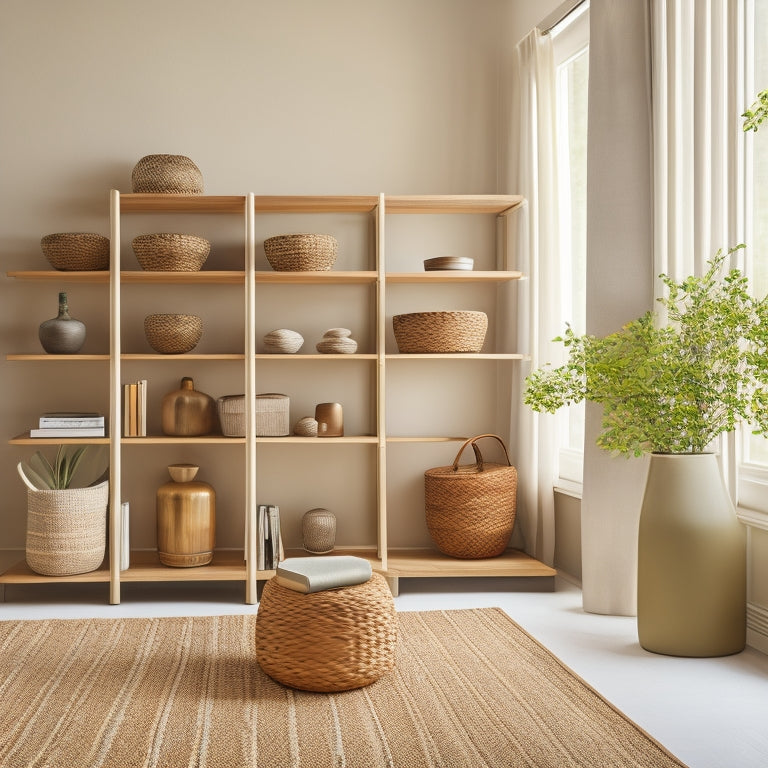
<box><xmin>40</xmin><ymin>233</ymin><xmax>110</xmax><ymax>271</ymax></box>
<box><xmin>255</xmin><ymin>572</ymin><xmax>398</xmax><ymax>692</ymax></box>
<box><xmin>132</xmin><ymin>233</ymin><xmax>210</xmax><ymax>271</ymax></box>
<box><xmin>25</xmin><ymin>481</ymin><xmax>108</xmax><ymax>576</ymax></box>
<box><xmin>131</xmin><ymin>154</ymin><xmax>204</xmax><ymax>194</ymax></box>
<box><xmin>393</xmin><ymin>310</ymin><xmax>487</xmax><ymax>353</ymax></box>
<box><xmin>263</xmin><ymin>233</ymin><xmax>337</xmax><ymax>271</ymax></box>
<box><xmin>424</xmin><ymin>434</ymin><xmax>517</xmax><ymax>559</ymax></box>
<box><xmin>144</xmin><ymin>313</ymin><xmax>202</xmax><ymax>354</ymax></box>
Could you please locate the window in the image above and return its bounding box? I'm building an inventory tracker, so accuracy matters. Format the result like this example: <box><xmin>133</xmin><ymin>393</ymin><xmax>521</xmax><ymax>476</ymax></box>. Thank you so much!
<box><xmin>551</xmin><ymin>2</ymin><xmax>589</xmax><ymax>487</ymax></box>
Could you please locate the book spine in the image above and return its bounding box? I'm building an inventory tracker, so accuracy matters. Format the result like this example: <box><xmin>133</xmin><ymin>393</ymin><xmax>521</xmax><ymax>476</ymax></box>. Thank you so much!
<box><xmin>38</xmin><ymin>418</ymin><xmax>105</xmax><ymax>428</ymax></box>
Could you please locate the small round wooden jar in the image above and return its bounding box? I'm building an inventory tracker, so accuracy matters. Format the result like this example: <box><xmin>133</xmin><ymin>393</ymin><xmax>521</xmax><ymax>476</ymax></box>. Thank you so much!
<box><xmin>156</xmin><ymin>464</ymin><xmax>215</xmax><ymax>567</ymax></box>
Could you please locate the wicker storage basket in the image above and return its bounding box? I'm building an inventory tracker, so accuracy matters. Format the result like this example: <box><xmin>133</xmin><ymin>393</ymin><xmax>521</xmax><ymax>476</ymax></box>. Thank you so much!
<box><xmin>263</xmin><ymin>234</ymin><xmax>337</xmax><ymax>271</ymax></box>
<box><xmin>132</xmin><ymin>233</ymin><xmax>210</xmax><ymax>271</ymax></box>
<box><xmin>40</xmin><ymin>233</ymin><xmax>109</xmax><ymax>271</ymax></box>
<box><xmin>131</xmin><ymin>154</ymin><xmax>204</xmax><ymax>194</ymax></box>
<box><xmin>424</xmin><ymin>434</ymin><xmax>517</xmax><ymax>559</ymax></box>
<box><xmin>25</xmin><ymin>481</ymin><xmax>108</xmax><ymax>576</ymax></box>
<box><xmin>393</xmin><ymin>311</ymin><xmax>487</xmax><ymax>353</ymax></box>
<box><xmin>144</xmin><ymin>313</ymin><xmax>202</xmax><ymax>354</ymax></box>
<box><xmin>255</xmin><ymin>572</ymin><xmax>398</xmax><ymax>692</ymax></box>
<box><xmin>255</xmin><ymin>393</ymin><xmax>290</xmax><ymax>436</ymax></box>
<box><xmin>217</xmin><ymin>394</ymin><xmax>245</xmax><ymax>437</ymax></box>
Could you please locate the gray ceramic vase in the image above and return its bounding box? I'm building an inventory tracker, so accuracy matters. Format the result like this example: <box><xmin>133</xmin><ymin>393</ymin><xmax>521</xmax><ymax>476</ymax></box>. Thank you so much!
<box><xmin>39</xmin><ymin>292</ymin><xmax>86</xmax><ymax>354</ymax></box>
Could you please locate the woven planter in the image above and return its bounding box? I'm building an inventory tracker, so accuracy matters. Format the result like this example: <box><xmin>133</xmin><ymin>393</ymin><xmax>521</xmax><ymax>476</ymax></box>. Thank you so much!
<box><xmin>131</xmin><ymin>154</ymin><xmax>204</xmax><ymax>194</ymax></box>
<box><xmin>217</xmin><ymin>394</ymin><xmax>245</xmax><ymax>437</ymax></box>
<box><xmin>144</xmin><ymin>313</ymin><xmax>202</xmax><ymax>354</ymax></box>
<box><xmin>255</xmin><ymin>572</ymin><xmax>398</xmax><ymax>692</ymax></box>
<box><xmin>40</xmin><ymin>233</ymin><xmax>109</xmax><ymax>271</ymax></box>
<box><xmin>132</xmin><ymin>233</ymin><xmax>210</xmax><ymax>271</ymax></box>
<box><xmin>255</xmin><ymin>393</ymin><xmax>290</xmax><ymax>436</ymax></box>
<box><xmin>393</xmin><ymin>311</ymin><xmax>488</xmax><ymax>353</ymax></box>
<box><xmin>263</xmin><ymin>234</ymin><xmax>337</xmax><ymax>271</ymax></box>
<box><xmin>25</xmin><ymin>481</ymin><xmax>108</xmax><ymax>576</ymax></box>
<box><xmin>424</xmin><ymin>434</ymin><xmax>517</xmax><ymax>559</ymax></box>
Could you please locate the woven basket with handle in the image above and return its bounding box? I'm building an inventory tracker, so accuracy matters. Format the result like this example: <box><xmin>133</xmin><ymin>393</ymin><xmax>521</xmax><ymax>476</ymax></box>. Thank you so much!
<box><xmin>424</xmin><ymin>433</ymin><xmax>517</xmax><ymax>559</ymax></box>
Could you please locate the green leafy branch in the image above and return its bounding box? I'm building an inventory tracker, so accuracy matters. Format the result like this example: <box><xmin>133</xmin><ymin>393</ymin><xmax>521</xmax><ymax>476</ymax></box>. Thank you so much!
<box><xmin>743</xmin><ymin>88</ymin><xmax>768</xmax><ymax>132</ymax></box>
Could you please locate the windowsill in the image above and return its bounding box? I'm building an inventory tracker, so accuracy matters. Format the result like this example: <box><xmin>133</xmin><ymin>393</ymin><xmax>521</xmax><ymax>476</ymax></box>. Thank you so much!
<box><xmin>737</xmin><ymin>506</ymin><xmax>768</xmax><ymax>531</ymax></box>
<box><xmin>554</xmin><ymin>480</ymin><xmax>583</xmax><ymax>500</ymax></box>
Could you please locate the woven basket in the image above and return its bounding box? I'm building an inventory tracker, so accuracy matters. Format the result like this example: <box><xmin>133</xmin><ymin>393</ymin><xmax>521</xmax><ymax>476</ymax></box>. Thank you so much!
<box><xmin>263</xmin><ymin>234</ymin><xmax>337</xmax><ymax>271</ymax></box>
<box><xmin>25</xmin><ymin>481</ymin><xmax>108</xmax><ymax>576</ymax></box>
<box><xmin>144</xmin><ymin>313</ymin><xmax>202</xmax><ymax>354</ymax></box>
<box><xmin>302</xmin><ymin>508</ymin><xmax>336</xmax><ymax>553</ymax></box>
<box><xmin>424</xmin><ymin>434</ymin><xmax>517</xmax><ymax>559</ymax></box>
<box><xmin>217</xmin><ymin>394</ymin><xmax>245</xmax><ymax>437</ymax></box>
<box><xmin>132</xmin><ymin>233</ymin><xmax>210</xmax><ymax>271</ymax></box>
<box><xmin>393</xmin><ymin>311</ymin><xmax>488</xmax><ymax>353</ymax></box>
<box><xmin>40</xmin><ymin>233</ymin><xmax>109</xmax><ymax>271</ymax></box>
<box><xmin>255</xmin><ymin>393</ymin><xmax>289</xmax><ymax>436</ymax></box>
<box><xmin>255</xmin><ymin>572</ymin><xmax>398</xmax><ymax>692</ymax></box>
<box><xmin>131</xmin><ymin>154</ymin><xmax>204</xmax><ymax>194</ymax></box>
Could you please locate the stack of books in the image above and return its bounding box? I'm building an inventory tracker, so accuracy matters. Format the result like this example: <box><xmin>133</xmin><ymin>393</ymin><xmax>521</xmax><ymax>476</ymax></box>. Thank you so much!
<box><xmin>30</xmin><ymin>412</ymin><xmax>105</xmax><ymax>438</ymax></box>
<box><xmin>123</xmin><ymin>379</ymin><xmax>147</xmax><ymax>437</ymax></box>
<box><xmin>257</xmin><ymin>504</ymin><xmax>283</xmax><ymax>570</ymax></box>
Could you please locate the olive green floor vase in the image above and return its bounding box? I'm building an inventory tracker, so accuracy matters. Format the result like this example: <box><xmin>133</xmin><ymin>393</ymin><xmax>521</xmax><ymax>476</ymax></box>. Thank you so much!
<box><xmin>637</xmin><ymin>453</ymin><xmax>746</xmax><ymax>657</ymax></box>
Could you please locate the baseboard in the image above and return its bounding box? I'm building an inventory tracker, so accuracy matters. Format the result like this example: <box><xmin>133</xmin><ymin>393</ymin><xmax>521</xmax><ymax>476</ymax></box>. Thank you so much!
<box><xmin>747</xmin><ymin>602</ymin><xmax>768</xmax><ymax>655</ymax></box>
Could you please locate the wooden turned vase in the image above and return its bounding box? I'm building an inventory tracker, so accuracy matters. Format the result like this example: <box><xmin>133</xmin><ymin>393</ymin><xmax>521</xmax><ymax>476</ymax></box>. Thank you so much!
<box><xmin>156</xmin><ymin>464</ymin><xmax>215</xmax><ymax>567</ymax></box>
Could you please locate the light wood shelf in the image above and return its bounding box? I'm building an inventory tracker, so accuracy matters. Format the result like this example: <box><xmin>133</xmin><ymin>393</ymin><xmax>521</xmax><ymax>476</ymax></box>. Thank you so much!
<box><xmin>386</xmin><ymin>270</ymin><xmax>523</xmax><ymax>283</ymax></box>
<box><xmin>10</xmin><ymin>433</ymin><xmax>110</xmax><ymax>445</ymax></box>
<box><xmin>385</xmin><ymin>548</ymin><xmax>557</xmax><ymax>578</ymax></box>
<box><xmin>7</xmin><ymin>354</ymin><xmax>110</xmax><ymax>361</ymax></box>
<box><xmin>255</xmin><ymin>270</ymin><xmax>377</xmax><ymax>284</ymax></box>
<box><xmin>384</xmin><ymin>194</ymin><xmax>524</xmax><ymax>214</ymax></box>
<box><xmin>121</xmin><ymin>271</ymin><xmax>245</xmax><ymax>284</ymax></box>
<box><xmin>7</xmin><ymin>270</ymin><xmax>109</xmax><ymax>282</ymax></box>
<box><xmin>119</xmin><ymin>550</ymin><xmax>247</xmax><ymax>581</ymax></box>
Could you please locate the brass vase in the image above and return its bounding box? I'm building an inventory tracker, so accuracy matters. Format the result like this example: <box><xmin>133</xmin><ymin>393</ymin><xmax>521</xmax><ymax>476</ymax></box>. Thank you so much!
<box><xmin>161</xmin><ymin>376</ymin><xmax>217</xmax><ymax>436</ymax></box>
<box><xmin>156</xmin><ymin>464</ymin><xmax>215</xmax><ymax>567</ymax></box>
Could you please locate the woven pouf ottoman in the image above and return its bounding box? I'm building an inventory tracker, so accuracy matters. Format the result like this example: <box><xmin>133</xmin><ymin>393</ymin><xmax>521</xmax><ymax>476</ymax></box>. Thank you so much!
<box><xmin>255</xmin><ymin>572</ymin><xmax>398</xmax><ymax>692</ymax></box>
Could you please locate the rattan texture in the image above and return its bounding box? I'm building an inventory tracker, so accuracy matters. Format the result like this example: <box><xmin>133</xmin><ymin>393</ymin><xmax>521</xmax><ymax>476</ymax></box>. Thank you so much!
<box><xmin>263</xmin><ymin>233</ymin><xmax>338</xmax><ymax>271</ymax></box>
<box><xmin>25</xmin><ymin>481</ymin><xmax>108</xmax><ymax>576</ymax></box>
<box><xmin>217</xmin><ymin>394</ymin><xmax>245</xmax><ymax>437</ymax></box>
<box><xmin>131</xmin><ymin>154</ymin><xmax>204</xmax><ymax>194</ymax></box>
<box><xmin>302</xmin><ymin>508</ymin><xmax>336</xmax><ymax>553</ymax></box>
<box><xmin>132</xmin><ymin>233</ymin><xmax>210</xmax><ymax>271</ymax></box>
<box><xmin>254</xmin><ymin>393</ymin><xmax>289</xmax><ymax>436</ymax></box>
<box><xmin>393</xmin><ymin>310</ymin><xmax>488</xmax><ymax>353</ymax></box>
<box><xmin>144</xmin><ymin>313</ymin><xmax>202</xmax><ymax>354</ymax></box>
<box><xmin>424</xmin><ymin>434</ymin><xmax>517</xmax><ymax>558</ymax></box>
<box><xmin>255</xmin><ymin>572</ymin><xmax>398</xmax><ymax>692</ymax></box>
<box><xmin>40</xmin><ymin>233</ymin><xmax>110</xmax><ymax>271</ymax></box>
<box><xmin>263</xmin><ymin>329</ymin><xmax>304</xmax><ymax>354</ymax></box>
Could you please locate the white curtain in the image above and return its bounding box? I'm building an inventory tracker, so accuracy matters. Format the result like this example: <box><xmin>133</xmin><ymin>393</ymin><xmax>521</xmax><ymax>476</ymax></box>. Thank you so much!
<box><xmin>507</xmin><ymin>29</ymin><xmax>559</xmax><ymax>566</ymax></box>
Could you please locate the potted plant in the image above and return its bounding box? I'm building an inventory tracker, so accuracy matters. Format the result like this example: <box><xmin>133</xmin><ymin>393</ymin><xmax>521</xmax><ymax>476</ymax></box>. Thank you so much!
<box><xmin>524</xmin><ymin>247</ymin><xmax>768</xmax><ymax>656</ymax></box>
<box><xmin>17</xmin><ymin>445</ymin><xmax>109</xmax><ymax>576</ymax></box>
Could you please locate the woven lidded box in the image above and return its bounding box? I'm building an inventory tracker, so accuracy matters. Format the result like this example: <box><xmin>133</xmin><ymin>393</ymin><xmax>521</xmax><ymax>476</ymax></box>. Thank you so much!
<box><xmin>217</xmin><ymin>394</ymin><xmax>245</xmax><ymax>437</ymax></box>
<box><xmin>255</xmin><ymin>393</ymin><xmax>290</xmax><ymax>436</ymax></box>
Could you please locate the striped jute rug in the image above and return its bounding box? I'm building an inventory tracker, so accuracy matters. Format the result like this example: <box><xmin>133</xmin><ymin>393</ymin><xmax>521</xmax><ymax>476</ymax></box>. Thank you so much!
<box><xmin>0</xmin><ymin>607</ymin><xmax>687</xmax><ymax>768</ymax></box>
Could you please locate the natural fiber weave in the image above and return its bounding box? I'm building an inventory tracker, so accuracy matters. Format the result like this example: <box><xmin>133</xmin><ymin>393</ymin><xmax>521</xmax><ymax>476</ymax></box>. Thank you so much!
<box><xmin>144</xmin><ymin>313</ymin><xmax>202</xmax><ymax>354</ymax></box>
<box><xmin>254</xmin><ymin>393</ymin><xmax>289</xmax><ymax>436</ymax></box>
<box><xmin>425</xmin><ymin>434</ymin><xmax>517</xmax><ymax>558</ymax></box>
<box><xmin>393</xmin><ymin>310</ymin><xmax>488</xmax><ymax>353</ymax></box>
<box><xmin>132</xmin><ymin>233</ymin><xmax>210</xmax><ymax>271</ymax></box>
<box><xmin>217</xmin><ymin>394</ymin><xmax>245</xmax><ymax>437</ymax></box>
<box><xmin>256</xmin><ymin>573</ymin><xmax>397</xmax><ymax>691</ymax></box>
<box><xmin>263</xmin><ymin>233</ymin><xmax>337</xmax><ymax>271</ymax></box>
<box><xmin>40</xmin><ymin>232</ymin><xmax>109</xmax><ymax>271</ymax></box>
<box><xmin>25</xmin><ymin>480</ymin><xmax>108</xmax><ymax>576</ymax></box>
<box><xmin>131</xmin><ymin>154</ymin><xmax>204</xmax><ymax>194</ymax></box>
<box><xmin>0</xmin><ymin>608</ymin><xmax>689</xmax><ymax>768</ymax></box>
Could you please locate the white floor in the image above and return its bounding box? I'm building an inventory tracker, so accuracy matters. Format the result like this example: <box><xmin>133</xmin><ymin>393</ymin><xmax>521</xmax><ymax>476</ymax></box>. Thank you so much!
<box><xmin>3</xmin><ymin>575</ymin><xmax>768</xmax><ymax>768</ymax></box>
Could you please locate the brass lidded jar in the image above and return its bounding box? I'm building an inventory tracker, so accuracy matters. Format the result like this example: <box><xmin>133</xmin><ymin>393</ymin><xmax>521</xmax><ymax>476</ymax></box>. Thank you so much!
<box><xmin>161</xmin><ymin>376</ymin><xmax>217</xmax><ymax>436</ymax></box>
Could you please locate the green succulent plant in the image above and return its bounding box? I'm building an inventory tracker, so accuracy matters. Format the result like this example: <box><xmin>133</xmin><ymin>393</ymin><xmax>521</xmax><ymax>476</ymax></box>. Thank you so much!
<box><xmin>524</xmin><ymin>246</ymin><xmax>768</xmax><ymax>456</ymax></box>
<box><xmin>18</xmin><ymin>445</ymin><xmax>108</xmax><ymax>490</ymax></box>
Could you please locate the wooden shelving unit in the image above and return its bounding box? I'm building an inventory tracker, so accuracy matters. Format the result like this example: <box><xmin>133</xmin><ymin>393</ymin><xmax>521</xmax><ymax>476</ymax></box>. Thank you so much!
<box><xmin>2</xmin><ymin>191</ymin><xmax>556</xmax><ymax>605</ymax></box>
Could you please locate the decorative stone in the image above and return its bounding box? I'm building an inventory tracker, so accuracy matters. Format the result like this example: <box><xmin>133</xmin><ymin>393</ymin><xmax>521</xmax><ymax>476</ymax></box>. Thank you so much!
<box><xmin>294</xmin><ymin>416</ymin><xmax>318</xmax><ymax>437</ymax></box>
<box><xmin>263</xmin><ymin>328</ymin><xmax>303</xmax><ymax>354</ymax></box>
<box><xmin>316</xmin><ymin>327</ymin><xmax>357</xmax><ymax>354</ymax></box>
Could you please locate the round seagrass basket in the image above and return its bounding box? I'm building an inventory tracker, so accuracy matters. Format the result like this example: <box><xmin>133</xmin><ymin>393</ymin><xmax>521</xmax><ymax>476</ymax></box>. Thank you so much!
<box><xmin>144</xmin><ymin>313</ymin><xmax>202</xmax><ymax>354</ymax></box>
<box><xmin>393</xmin><ymin>311</ymin><xmax>487</xmax><ymax>353</ymax></box>
<box><xmin>424</xmin><ymin>434</ymin><xmax>517</xmax><ymax>559</ymax></box>
<box><xmin>131</xmin><ymin>154</ymin><xmax>204</xmax><ymax>194</ymax></box>
<box><xmin>132</xmin><ymin>233</ymin><xmax>210</xmax><ymax>271</ymax></box>
<box><xmin>25</xmin><ymin>481</ymin><xmax>108</xmax><ymax>576</ymax></box>
<box><xmin>40</xmin><ymin>233</ymin><xmax>110</xmax><ymax>271</ymax></box>
<box><xmin>255</xmin><ymin>572</ymin><xmax>398</xmax><ymax>692</ymax></box>
<box><xmin>263</xmin><ymin>234</ymin><xmax>337</xmax><ymax>271</ymax></box>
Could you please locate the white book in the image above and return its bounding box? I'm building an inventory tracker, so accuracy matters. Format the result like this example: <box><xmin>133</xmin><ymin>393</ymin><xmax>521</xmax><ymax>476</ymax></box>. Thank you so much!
<box><xmin>120</xmin><ymin>502</ymin><xmax>130</xmax><ymax>571</ymax></box>
<box><xmin>257</xmin><ymin>504</ymin><xmax>267</xmax><ymax>571</ymax></box>
<box><xmin>137</xmin><ymin>379</ymin><xmax>147</xmax><ymax>436</ymax></box>
<box><xmin>268</xmin><ymin>505</ymin><xmax>281</xmax><ymax>569</ymax></box>
<box><xmin>39</xmin><ymin>412</ymin><xmax>104</xmax><ymax>428</ymax></box>
<box><xmin>275</xmin><ymin>555</ymin><xmax>372</xmax><ymax>594</ymax></box>
<box><xmin>29</xmin><ymin>426</ymin><xmax>105</xmax><ymax>438</ymax></box>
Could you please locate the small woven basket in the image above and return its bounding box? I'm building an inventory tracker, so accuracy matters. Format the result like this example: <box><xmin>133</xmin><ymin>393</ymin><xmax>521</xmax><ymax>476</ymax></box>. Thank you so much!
<box><xmin>255</xmin><ymin>572</ymin><xmax>398</xmax><ymax>692</ymax></box>
<box><xmin>144</xmin><ymin>313</ymin><xmax>202</xmax><ymax>354</ymax></box>
<box><xmin>40</xmin><ymin>233</ymin><xmax>110</xmax><ymax>271</ymax></box>
<box><xmin>131</xmin><ymin>154</ymin><xmax>204</xmax><ymax>194</ymax></box>
<box><xmin>132</xmin><ymin>233</ymin><xmax>210</xmax><ymax>271</ymax></box>
<box><xmin>25</xmin><ymin>481</ymin><xmax>108</xmax><ymax>576</ymax></box>
<box><xmin>217</xmin><ymin>394</ymin><xmax>245</xmax><ymax>437</ymax></box>
<box><xmin>424</xmin><ymin>434</ymin><xmax>517</xmax><ymax>559</ymax></box>
<box><xmin>255</xmin><ymin>393</ymin><xmax>290</xmax><ymax>436</ymax></box>
<box><xmin>393</xmin><ymin>311</ymin><xmax>488</xmax><ymax>353</ymax></box>
<box><xmin>263</xmin><ymin>234</ymin><xmax>337</xmax><ymax>271</ymax></box>
<box><xmin>302</xmin><ymin>508</ymin><xmax>336</xmax><ymax>553</ymax></box>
